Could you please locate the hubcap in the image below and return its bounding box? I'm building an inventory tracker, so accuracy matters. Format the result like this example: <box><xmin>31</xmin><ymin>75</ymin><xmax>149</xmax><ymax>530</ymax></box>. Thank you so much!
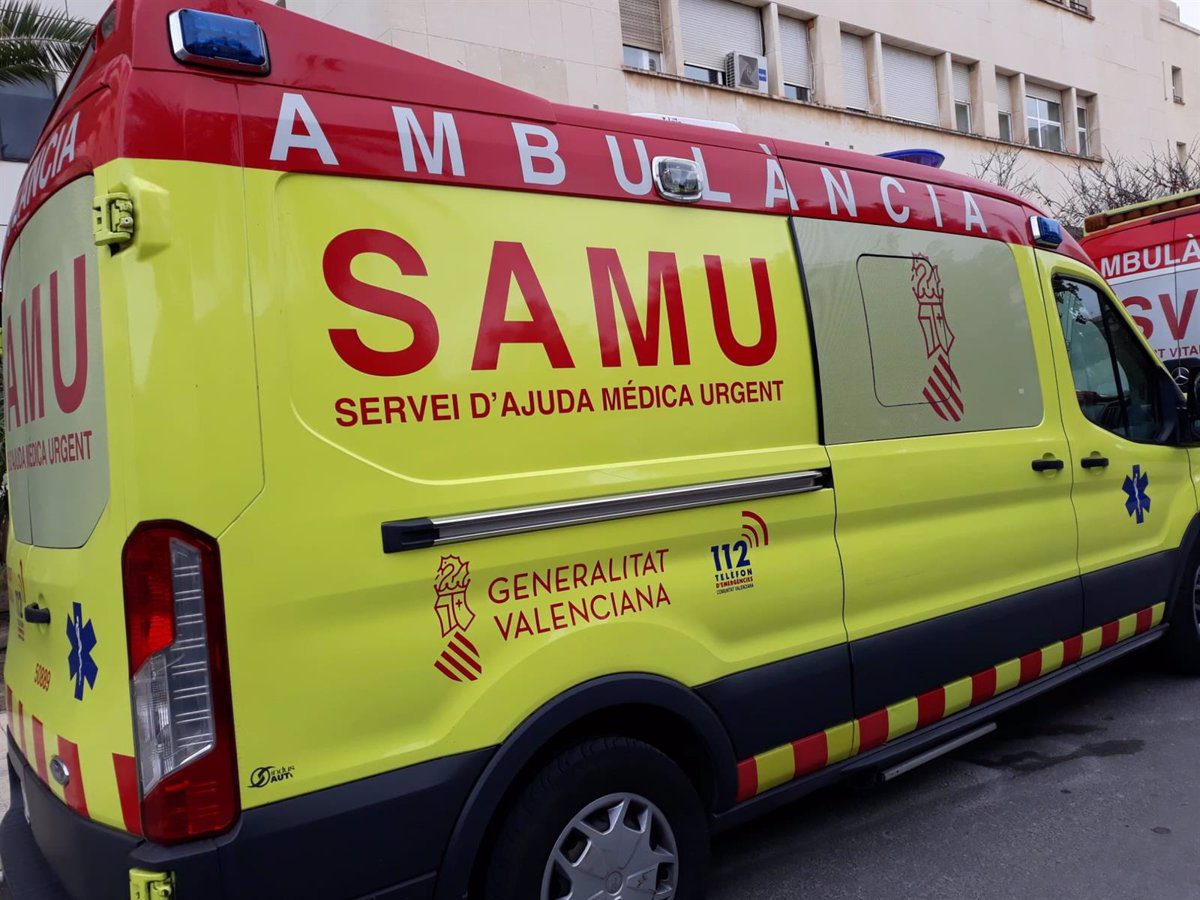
<box><xmin>541</xmin><ymin>792</ymin><xmax>678</xmax><ymax>899</ymax></box>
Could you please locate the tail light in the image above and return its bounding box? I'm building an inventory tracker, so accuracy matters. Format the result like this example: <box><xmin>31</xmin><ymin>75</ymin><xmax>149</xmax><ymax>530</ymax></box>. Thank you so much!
<box><xmin>122</xmin><ymin>522</ymin><xmax>238</xmax><ymax>844</ymax></box>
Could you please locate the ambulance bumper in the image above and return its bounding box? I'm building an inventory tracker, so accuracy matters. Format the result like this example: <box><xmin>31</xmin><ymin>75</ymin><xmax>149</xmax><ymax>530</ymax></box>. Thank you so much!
<box><xmin>1</xmin><ymin>736</ymin><xmax>492</xmax><ymax>900</ymax></box>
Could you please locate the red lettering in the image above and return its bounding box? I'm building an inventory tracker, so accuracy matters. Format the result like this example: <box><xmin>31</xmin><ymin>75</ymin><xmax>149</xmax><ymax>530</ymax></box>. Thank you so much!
<box><xmin>334</xmin><ymin>397</ymin><xmax>357</xmax><ymax>426</ymax></box>
<box><xmin>1123</xmin><ymin>295</ymin><xmax>1154</xmax><ymax>340</ymax></box>
<box><xmin>1160</xmin><ymin>290</ymin><xmax>1198</xmax><ymax>341</ymax></box>
<box><xmin>21</xmin><ymin>288</ymin><xmax>44</xmax><ymax>423</ymax></box>
<box><xmin>360</xmin><ymin>397</ymin><xmax>382</xmax><ymax>425</ymax></box>
<box><xmin>50</xmin><ymin>256</ymin><xmax>88</xmax><ymax>414</ymax></box>
<box><xmin>587</xmin><ymin>248</ymin><xmax>689</xmax><ymax>367</ymax></box>
<box><xmin>324</xmin><ymin>229</ymin><xmax>438</xmax><ymax>376</ymax></box>
<box><xmin>472</xmin><ymin>241</ymin><xmax>573</xmax><ymax>370</ymax></box>
<box><xmin>704</xmin><ymin>256</ymin><xmax>777</xmax><ymax>367</ymax></box>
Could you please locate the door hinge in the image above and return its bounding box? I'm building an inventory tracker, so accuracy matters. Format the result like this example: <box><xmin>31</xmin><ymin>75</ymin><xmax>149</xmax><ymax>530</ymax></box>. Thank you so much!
<box><xmin>129</xmin><ymin>868</ymin><xmax>174</xmax><ymax>900</ymax></box>
<box><xmin>93</xmin><ymin>192</ymin><xmax>134</xmax><ymax>247</ymax></box>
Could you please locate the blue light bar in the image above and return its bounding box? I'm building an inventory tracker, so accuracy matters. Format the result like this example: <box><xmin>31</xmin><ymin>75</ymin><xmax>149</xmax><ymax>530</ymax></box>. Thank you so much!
<box><xmin>168</xmin><ymin>9</ymin><xmax>269</xmax><ymax>75</ymax></box>
<box><xmin>879</xmin><ymin>148</ymin><xmax>946</xmax><ymax>168</ymax></box>
<box><xmin>1030</xmin><ymin>215</ymin><xmax>1064</xmax><ymax>248</ymax></box>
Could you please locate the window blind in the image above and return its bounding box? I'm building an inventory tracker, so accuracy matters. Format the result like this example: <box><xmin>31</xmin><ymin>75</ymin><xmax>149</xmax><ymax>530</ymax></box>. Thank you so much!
<box><xmin>882</xmin><ymin>43</ymin><xmax>938</xmax><ymax>125</ymax></box>
<box><xmin>619</xmin><ymin>0</ymin><xmax>663</xmax><ymax>52</ymax></box>
<box><xmin>680</xmin><ymin>0</ymin><xmax>763</xmax><ymax>70</ymax></box>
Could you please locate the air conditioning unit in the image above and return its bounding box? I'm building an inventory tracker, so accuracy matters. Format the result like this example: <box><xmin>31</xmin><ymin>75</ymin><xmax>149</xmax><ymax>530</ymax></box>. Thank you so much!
<box><xmin>724</xmin><ymin>51</ymin><xmax>767</xmax><ymax>92</ymax></box>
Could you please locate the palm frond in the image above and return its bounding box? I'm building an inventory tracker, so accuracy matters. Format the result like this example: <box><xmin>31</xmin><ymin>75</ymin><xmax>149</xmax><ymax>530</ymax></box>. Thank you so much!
<box><xmin>0</xmin><ymin>1</ymin><xmax>92</xmax><ymax>87</ymax></box>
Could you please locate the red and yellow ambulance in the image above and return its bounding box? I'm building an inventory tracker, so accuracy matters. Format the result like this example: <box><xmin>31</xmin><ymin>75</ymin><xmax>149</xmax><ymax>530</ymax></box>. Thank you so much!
<box><xmin>3</xmin><ymin>2</ymin><xmax>1200</xmax><ymax>899</ymax></box>
<box><xmin>1081</xmin><ymin>191</ymin><xmax>1200</xmax><ymax>391</ymax></box>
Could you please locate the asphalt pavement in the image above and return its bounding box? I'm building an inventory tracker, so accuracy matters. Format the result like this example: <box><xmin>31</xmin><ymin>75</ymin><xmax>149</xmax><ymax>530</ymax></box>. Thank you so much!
<box><xmin>709</xmin><ymin>646</ymin><xmax>1200</xmax><ymax>900</ymax></box>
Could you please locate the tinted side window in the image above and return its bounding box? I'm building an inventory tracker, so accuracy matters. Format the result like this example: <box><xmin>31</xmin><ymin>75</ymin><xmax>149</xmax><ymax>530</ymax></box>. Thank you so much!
<box><xmin>1053</xmin><ymin>277</ymin><xmax>1165</xmax><ymax>441</ymax></box>
<box><xmin>797</xmin><ymin>219</ymin><xmax>1042</xmax><ymax>443</ymax></box>
<box><xmin>0</xmin><ymin>79</ymin><xmax>56</xmax><ymax>162</ymax></box>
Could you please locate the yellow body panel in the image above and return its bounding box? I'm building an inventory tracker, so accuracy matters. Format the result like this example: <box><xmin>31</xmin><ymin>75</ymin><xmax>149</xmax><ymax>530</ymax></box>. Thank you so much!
<box><xmin>225</xmin><ymin>168</ymin><xmax>843</xmax><ymax>804</ymax></box>
<box><xmin>5</xmin><ymin>153</ymin><xmax>1194</xmax><ymax>835</ymax></box>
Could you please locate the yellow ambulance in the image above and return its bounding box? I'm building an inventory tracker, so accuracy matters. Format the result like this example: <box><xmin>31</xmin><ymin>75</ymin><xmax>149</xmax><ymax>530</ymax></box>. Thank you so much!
<box><xmin>2</xmin><ymin>2</ymin><xmax>1199</xmax><ymax>898</ymax></box>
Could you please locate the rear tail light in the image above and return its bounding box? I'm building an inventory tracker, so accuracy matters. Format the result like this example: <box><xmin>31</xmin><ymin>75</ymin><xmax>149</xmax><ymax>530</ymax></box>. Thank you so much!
<box><xmin>122</xmin><ymin>522</ymin><xmax>238</xmax><ymax>844</ymax></box>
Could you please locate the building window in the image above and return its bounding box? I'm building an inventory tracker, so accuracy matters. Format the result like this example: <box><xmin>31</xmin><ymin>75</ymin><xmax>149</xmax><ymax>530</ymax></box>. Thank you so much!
<box><xmin>1039</xmin><ymin>0</ymin><xmax>1091</xmax><ymax>15</ymax></box>
<box><xmin>1076</xmin><ymin>104</ymin><xmax>1090</xmax><ymax>156</ymax></box>
<box><xmin>841</xmin><ymin>31</ymin><xmax>869</xmax><ymax>111</ymax></box>
<box><xmin>0</xmin><ymin>79</ymin><xmax>56</xmax><ymax>162</ymax></box>
<box><xmin>680</xmin><ymin>0</ymin><xmax>763</xmax><ymax>86</ymax></box>
<box><xmin>779</xmin><ymin>15</ymin><xmax>813</xmax><ymax>103</ymax></box>
<box><xmin>1172</xmin><ymin>66</ymin><xmax>1185</xmax><ymax>104</ymax></box>
<box><xmin>882</xmin><ymin>43</ymin><xmax>939</xmax><ymax>126</ymax></box>
<box><xmin>955</xmin><ymin>102</ymin><xmax>972</xmax><ymax>133</ymax></box>
<box><xmin>1026</xmin><ymin>92</ymin><xmax>1063</xmax><ymax>151</ymax></box>
<box><xmin>998</xmin><ymin>112</ymin><xmax>1013</xmax><ymax>142</ymax></box>
<box><xmin>623</xmin><ymin>45</ymin><xmax>663</xmax><ymax>72</ymax></box>
<box><xmin>996</xmin><ymin>72</ymin><xmax>1014</xmax><ymax>140</ymax></box>
<box><xmin>1178</xmin><ymin>141</ymin><xmax>1189</xmax><ymax>166</ymax></box>
<box><xmin>684</xmin><ymin>63</ymin><xmax>725</xmax><ymax>85</ymax></box>
<box><xmin>619</xmin><ymin>0</ymin><xmax>664</xmax><ymax>72</ymax></box>
<box><xmin>952</xmin><ymin>61</ymin><xmax>972</xmax><ymax>133</ymax></box>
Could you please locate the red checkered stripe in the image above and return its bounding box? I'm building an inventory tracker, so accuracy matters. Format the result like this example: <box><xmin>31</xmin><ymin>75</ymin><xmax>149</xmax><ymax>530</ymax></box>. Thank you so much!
<box><xmin>736</xmin><ymin>602</ymin><xmax>1165</xmax><ymax>802</ymax></box>
<box><xmin>6</xmin><ymin>686</ymin><xmax>142</xmax><ymax>834</ymax></box>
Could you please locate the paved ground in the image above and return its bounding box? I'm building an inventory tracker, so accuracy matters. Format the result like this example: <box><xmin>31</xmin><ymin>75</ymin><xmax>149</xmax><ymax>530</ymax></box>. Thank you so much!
<box><xmin>0</xmin><ymin>646</ymin><xmax>1196</xmax><ymax>898</ymax></box>
<box><xmin>709</xmin><ymin>646</ymin><xmax>1200</xmax><ymax>899</ymax></box>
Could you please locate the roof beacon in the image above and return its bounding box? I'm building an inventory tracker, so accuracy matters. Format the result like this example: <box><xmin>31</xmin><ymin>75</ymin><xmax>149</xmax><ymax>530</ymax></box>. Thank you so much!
<box><xmin>168</xmin><ymin>9</ymin><xmax>270</xmax><ymax>75</ymax></box>
<box><xmin>878</xmin><ymin>149</ymin><xmax>946</xmax><ymax>168</ymax></box>
<box><xmin>1030</xmin><ymin>216</ymin><xmax>1064</xmax><ymax>249</ymax></box>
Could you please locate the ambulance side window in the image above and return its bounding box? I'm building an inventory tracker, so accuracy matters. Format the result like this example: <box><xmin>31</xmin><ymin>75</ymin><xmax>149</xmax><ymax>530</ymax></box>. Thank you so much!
<box><xmin>795</xmin><ymin>218</ymin><xmax>1042</xmax><ymax>444</ymax></box>
<box><xmin>1052</xmin><ymin>277</ymin><xmax>1165</xmax><ymax>441</ymax></box>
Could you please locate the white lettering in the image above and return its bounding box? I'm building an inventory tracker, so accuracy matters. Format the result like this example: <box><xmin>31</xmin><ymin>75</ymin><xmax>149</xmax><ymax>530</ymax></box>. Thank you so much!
<box><xmin>925</xmin><ymin>184</ymin><xmax>943</xmax><ymax>228</ymax></box>
<box><xmin>764</xmin><ymin>157</ymin><xmax>797</xmax><ymax>211</ymax></box>
<box><xmin>512</xmin><ymin>122</ymin><xmax>565</xmax><ymax>186</ymax></box>
<box><xmin>690</xmin><ymin>147</ymin><xmax>731</xmax><ymax>203</ymax></box>
<box><xmin>37</xmin><ymin>133</ymin><xmax>59</xmax><ymax>189</ymax></box>
<box><xmin>270</xmin><ymin>93</ymin><xmax>339</xmax><ymax>165</ymax></box>
<box><xmin>53</xmin><ymin>112</ymin><xmax>79</xmax><ymax>176</ymax></box>
<box><xmin>962</xmin><ymin>191</ymin><xmax>987</xmax><ymax>233</ymax></box>
<box><xmin>392</xmin><ymin>107</ymin><xmax>464</xmax><ymax>177</ymax></box>
<box><xmin>820</xmin><ymin>167</ymin><xmax>857</xmax><ymax>217</ymax></box>
<box><xmin>1185</xmin><ymin>235</ymin><xmax>1200</xmax><ymax>264</ymax></box>
<box><xmin>605</xmin><ymin>135</ymin><xmax>652</xmax><ymax>196</ymax></box>
<box><xmin>880</xmin><ymin>176</ymin><xmax>909</xmax><ymax>224</ymax></box>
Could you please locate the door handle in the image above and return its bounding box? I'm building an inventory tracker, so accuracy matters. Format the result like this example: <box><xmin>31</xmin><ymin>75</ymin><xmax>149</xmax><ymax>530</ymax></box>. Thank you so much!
<box><xmin>1031</xmin><ymin>458</ymin><xmax>1065</xmax><ymax>472</ymax></box>
<box><xmin>23</xmin><ymin>603</ymin><xmax>50</xmax><ymax>625</ymax></box>
<box><xmin>1081</xmin><ymin>456</ymin><xmax>1110</xmax><ymax>469</ymax></box>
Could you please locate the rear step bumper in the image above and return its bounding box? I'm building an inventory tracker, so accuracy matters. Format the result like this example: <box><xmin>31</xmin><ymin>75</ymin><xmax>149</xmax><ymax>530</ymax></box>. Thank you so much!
<box><xmin>1</xmin><ymin>737</ymin><xmax>492</xmax><ymax>900</ymax></box>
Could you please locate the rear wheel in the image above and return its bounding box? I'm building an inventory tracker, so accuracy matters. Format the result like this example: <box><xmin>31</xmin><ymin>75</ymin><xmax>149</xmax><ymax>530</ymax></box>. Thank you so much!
<box><xmin>1163</xmin><ymin>551</ymin><xmax>1200</xmax><ymax>674</ymax></box>
<box><xmin>482</xmin><ymin>736</ymin><xmax>709</xmax><ymax>900</ymax></box>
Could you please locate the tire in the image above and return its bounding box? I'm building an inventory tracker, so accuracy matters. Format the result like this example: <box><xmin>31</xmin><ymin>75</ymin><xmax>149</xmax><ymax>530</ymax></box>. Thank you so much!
<box><xmin>1162</xmin><ymin>550</ymin><xmax>1200</xmax><ymax>674</ymax></box>
<box><xmin>481</xmin><ymin>736</ymin><xmax>709</xmax><ymax>900</ymax></box>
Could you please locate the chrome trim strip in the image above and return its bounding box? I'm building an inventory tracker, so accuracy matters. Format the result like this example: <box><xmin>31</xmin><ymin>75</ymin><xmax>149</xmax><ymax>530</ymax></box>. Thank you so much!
<box><xmin>381</xmin><ymin>469</ymin><xmax>829</xmax><ymax>552</ymax></box>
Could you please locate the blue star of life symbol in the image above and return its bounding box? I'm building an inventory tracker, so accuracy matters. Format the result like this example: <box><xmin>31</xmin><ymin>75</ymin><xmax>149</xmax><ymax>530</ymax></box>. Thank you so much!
<box><xmin>66</xmin><ymin>601</ymin><xmax>98</xmax><ymax>701</ymax></box>
<box><xmin>1122</xmin><ymin>465</ymin><xmax>1151</xmax><ymax>525</ymax></box>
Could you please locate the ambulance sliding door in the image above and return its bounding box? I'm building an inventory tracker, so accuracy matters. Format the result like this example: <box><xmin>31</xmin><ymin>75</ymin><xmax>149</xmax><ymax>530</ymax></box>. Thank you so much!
<box><xmin>794</xmin><ymin>217</ymin><xmax>1082</xmax><ymax>717</ymax></box>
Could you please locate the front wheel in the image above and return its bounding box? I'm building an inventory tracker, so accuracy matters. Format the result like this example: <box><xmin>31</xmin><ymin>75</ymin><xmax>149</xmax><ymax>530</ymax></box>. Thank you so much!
<box><xmin>1162</xmin><ymin>551</ymin><xmax>1200</xmax><ymax>674</ymax></box>
<box><xmin>482</xmin><ymin>736</ymin><xmax>709</xmax><ymax>900</ymax></box>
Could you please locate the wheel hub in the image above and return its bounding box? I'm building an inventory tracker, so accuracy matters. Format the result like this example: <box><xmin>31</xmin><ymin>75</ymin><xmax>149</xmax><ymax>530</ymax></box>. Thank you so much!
<box><xmin>542</xmin><ymin>792</ymin><xmax>679</xmax><ymax>899</ymax></box>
